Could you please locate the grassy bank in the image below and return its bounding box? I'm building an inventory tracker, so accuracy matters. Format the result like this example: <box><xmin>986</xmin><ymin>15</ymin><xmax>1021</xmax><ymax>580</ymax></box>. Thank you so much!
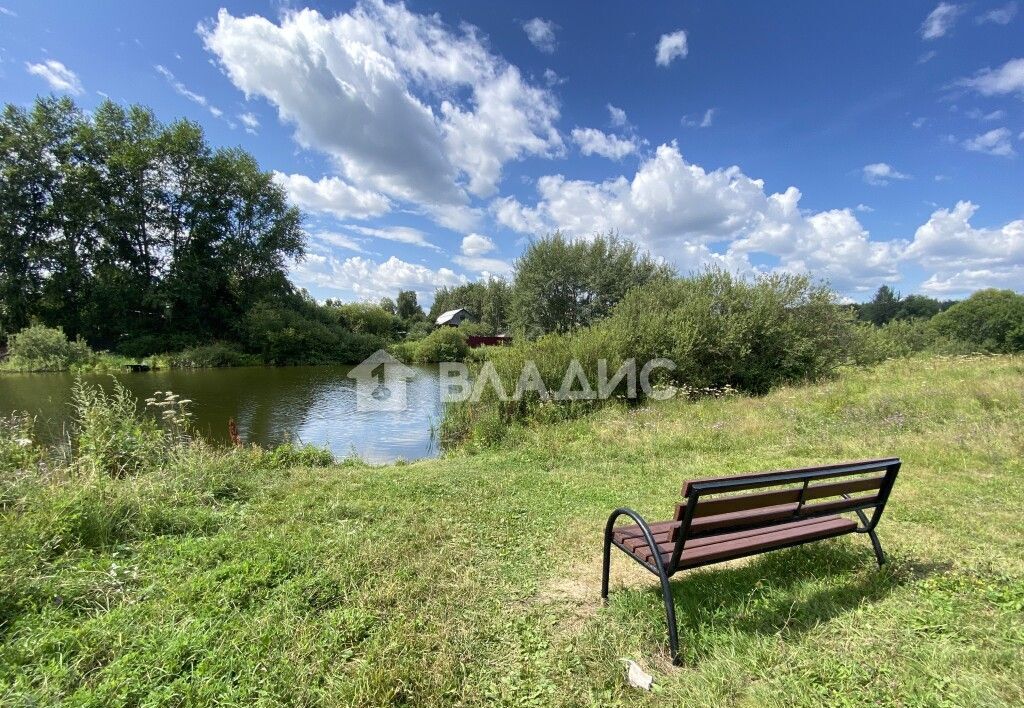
<box><xmin>2</xmin><ymin>356</ymin><xmax>1023</xmax><ymax>705</ymax></box>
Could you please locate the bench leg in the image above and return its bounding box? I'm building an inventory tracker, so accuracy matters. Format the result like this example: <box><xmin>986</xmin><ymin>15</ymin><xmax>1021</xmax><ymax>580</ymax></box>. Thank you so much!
<box><xmin>866</xmin><ymin>528</ymin><xmax>886</xmax><ymax>566</ymax></box>
<box><xmin>657</xmin><ymin>565</ymin><xmax>681</xmax><ymax>665</ymax></box>
<box><xmin>601</xmin><ymin>527</ymin><xmax>612</xmax><ymax>603</ymax></box>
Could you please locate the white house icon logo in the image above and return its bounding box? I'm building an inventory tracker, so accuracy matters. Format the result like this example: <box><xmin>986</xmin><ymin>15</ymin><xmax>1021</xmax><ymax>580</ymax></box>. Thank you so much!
<box><xmin>348</xmin><ymin>350</ymin><xmax>417</xmax><ymax>412</ymax></box>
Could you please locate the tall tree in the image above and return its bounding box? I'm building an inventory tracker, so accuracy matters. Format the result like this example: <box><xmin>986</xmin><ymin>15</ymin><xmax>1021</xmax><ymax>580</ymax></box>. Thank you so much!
<box><xmin>0</xmin><ymin>97</ymin><xmax>304</xmax><ymax>351</ymax></box>
<box><xmin>509</xmin><ymin>232</ymin><xmax>672</xmax><ymax>337</ymax></box>
<box><xmin>396</xmin><ymin>290</ymin><xmax>424</xmax><ymax>322</ymax></box>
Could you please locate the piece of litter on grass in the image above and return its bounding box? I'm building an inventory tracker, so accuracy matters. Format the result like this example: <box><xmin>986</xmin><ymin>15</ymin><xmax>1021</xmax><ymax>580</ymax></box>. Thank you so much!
<box><xmin>623</xmin><ymin>659</ymin><xmax>653</xmax><ymax>690</ymax></box>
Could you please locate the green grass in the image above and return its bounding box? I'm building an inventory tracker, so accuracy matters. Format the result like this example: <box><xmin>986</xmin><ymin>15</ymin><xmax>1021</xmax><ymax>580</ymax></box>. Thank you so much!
<box><xmin>2</xmin><ymin>355</ymin><xmax>1023</xmax><ymax>705</ymax></box>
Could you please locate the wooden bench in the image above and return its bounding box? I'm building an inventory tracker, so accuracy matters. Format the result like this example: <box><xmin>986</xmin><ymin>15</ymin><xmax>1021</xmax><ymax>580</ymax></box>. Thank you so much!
<box><xmin>602</xmin><ymin>458</ymin><xmax>901</xmax><ymax>663</ymax></box>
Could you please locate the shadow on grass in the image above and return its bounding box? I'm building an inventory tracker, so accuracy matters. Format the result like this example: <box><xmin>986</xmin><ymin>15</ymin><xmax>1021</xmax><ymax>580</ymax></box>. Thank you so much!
<box><xmin>620</xmin><ymin>540</ymin><xmax>946</xmax><ymax>665</ymax></box>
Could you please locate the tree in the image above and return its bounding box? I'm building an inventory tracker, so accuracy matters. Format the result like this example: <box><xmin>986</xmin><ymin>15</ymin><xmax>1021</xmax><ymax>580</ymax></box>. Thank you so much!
<box><xmin>428</xmin><ymin>279</ymin><xmax>513</xmax><ymax>334</ymax></box>
<box><xmin>0</xmin><ymin>96</ymin><xmax>304</xmax><ymax>351</ymax></box>
<box><xmin>509</xmin><ymin>232</ymin><xmax>672</xmax><ymax>337</ymax></box>
<box><xmin>379</xmin><ymin>297</ymin><xmax>397</xmax><ymax>315</ymax></box>
<box><xmin>860</xmin><ymin>285</ymin><xmax>901</xmax><ymax>326</ymax></box>
<box><xmin>931</xmin><ymin>289</ymin><xmax>1024</xmax><ymax>352</ymax></box>
<box><xmin>396</xmin><ymin>290</ymin><xmax>424</xmax><ymax>322</ymax></box>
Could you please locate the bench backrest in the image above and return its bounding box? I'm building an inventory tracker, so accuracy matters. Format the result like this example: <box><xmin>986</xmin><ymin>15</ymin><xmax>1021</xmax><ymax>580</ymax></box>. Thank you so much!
<box><xmin>667</xmin><ymin>458</ymin><xmax>901</xmax><ymax>570</ymax></box>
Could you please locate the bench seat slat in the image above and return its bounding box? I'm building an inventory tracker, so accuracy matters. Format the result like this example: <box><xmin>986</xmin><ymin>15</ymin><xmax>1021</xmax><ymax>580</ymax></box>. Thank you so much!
<box><xmin>615</xmin><ymin>516</ymin><xmax>856</xmax><ymax>568</ymax></box>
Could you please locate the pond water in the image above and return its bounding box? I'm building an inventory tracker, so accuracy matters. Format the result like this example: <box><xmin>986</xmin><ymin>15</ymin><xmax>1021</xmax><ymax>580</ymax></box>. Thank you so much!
<box><xmin>0</xmin><ymin>365</ymin><xmax>444</xmax><ymax>464</ymax></box>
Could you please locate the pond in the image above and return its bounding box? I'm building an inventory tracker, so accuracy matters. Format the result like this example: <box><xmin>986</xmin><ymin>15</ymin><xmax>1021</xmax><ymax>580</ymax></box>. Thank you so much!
<box><xmin>0</xmin><ymin>365</ymin><xmax>444</xmax><ymax>464</ymax></box>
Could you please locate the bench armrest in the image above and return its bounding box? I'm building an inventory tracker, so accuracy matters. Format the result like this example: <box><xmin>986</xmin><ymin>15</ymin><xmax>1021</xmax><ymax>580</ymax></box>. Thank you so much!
<box><xmin>604</xmin><ymin>507</ymin><xmax>675</xmax><ymax>575</ymax></box>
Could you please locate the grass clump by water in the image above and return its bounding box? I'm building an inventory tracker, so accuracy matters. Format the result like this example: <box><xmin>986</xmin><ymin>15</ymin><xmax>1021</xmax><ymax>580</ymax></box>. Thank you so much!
<box><xmin>1</xmin><ymin>355</ymin><xmax>1022</xmax><ymax>705</ymax></box>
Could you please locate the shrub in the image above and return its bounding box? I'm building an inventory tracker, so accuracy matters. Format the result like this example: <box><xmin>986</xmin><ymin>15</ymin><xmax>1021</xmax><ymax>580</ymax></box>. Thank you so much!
<box><xmin>931</xmin><ymin>289</ymin><xmax>1024</xmax><ymax>353</ymax></box>
<box><xmin>167</xmin><ymin>343</ymin><xmax>259</xmax><ymax>368</ymax></box>
<box><xmin>442</xmin><ymin>270</ymin><xmax>853</xmax><ymax>446</ymax></box>
<box><xmin>71</xmin><ymin>379</ymin><xmax>166</xmax><ymax>477</ymax></box>
<box><xmin>414</xmin><ymin>328</ymin><xmax>469</xmax><ymax>363</ymax></box>
<box><xmin>263</xmin><ymin>442</ymin><xmax>335</xmax><ymax>468</ymax></box>
<box><xmin>4</xmin><ymin>324</ymin><xmax>93</xmax><ymax>371</ymax></box>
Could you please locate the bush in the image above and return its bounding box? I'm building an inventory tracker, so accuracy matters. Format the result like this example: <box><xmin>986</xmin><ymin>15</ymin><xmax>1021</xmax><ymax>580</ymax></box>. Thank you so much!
<box><xmin>414</xmin><ymin>328</ymin><xmax>469</xmax><ymax>363</ymax></box>
<box><xmin>167</xmin><ymin>343</ymin><xmax>259</xmax><ymax>368</ymax></box>
<box><xmin>263</xmin><ymin>442</ymin><xmax>335</xmax><ymax>468</ymax></box>
<box><xmin>442</xmin><ymin>270</ymin><xmax>853</xmax><ymax>447</ymax></box>
<box><xmin>71</xmin><ymin>379</ymin><xmax>166</xmax><ymax>477</ymax></box>
<box><xmin>931</xmin><ymin>289</ymin><xmax>1024</xmax><ymax>353</ymax></box>
<box><xmin>4</xmin><ymin>324</ymin><xmax>93</xmax><ymax>371</ymax></box>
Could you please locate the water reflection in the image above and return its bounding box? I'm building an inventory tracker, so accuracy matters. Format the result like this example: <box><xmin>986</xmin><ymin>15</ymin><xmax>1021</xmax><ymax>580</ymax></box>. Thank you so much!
<box><xmin>0</xmin><ymin>365</ymin><xmax>443</xmax><ymax>464</ymax></box>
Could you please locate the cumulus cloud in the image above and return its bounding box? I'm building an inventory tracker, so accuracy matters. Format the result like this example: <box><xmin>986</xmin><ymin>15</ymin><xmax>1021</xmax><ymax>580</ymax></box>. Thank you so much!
<box><xmin>25</xmin><ymin>59</ymin><xmax>82</xmax><ymax>94</ymax></box>
<box><xmin>862</xmin><ymin>162</ymin><xmax>911</xmax><ymax>186</ymax></box>
<box><xmin>921</xmin><ymin>3</ymin><xmax>963</xmax><ymax>39</ymax></box>
<box><xmin>273</xmin><ymin>171</ymin><xmax>391</xmax><ymax>220</ymax></box>
<box><xmin>522</xmin><ymin>17</ymin><xmax>557</xmax><ymax>53</ymax></box>
<box><xmin>491</xmin><ymin>142</ymin><xmax>902</xmax><ymax>295</ymax></box>
<box><xmin>976</xmin><ymin>2</ymin><xmax>1018</xmax><ymax>24</ymax></box>
<box><xmin>201</xmin><ymin>2</ymin><xmax>562</xmax><ymax>225</ymax></box>
<box><xmin>962</xmin><ymin>127</ymin><xmax>1016</xmax><ymax>156</ymax></box>
<box><xmin>905</xmin><ymin>201</ymin><xmax>1024</xmax><ymax>294</ymax></box>
<box><xmin>571</xmin><ymin>127</ymin><xmax>638</xmax><ymax>159</ymax></box>
<box><xmin>683</xmin><ymin>108</ymin><xmax>715</xmax><ymax>128</ymax></box>
<box><xmin>956</xmin><ymin>57</ymin><xmax>1024</xmax><ymax>97</ymax></box>
<box><xmin>291</xmin><ymin>253</ymin><xmax>467</xmax><ymax>300</ymax></box>
<box><xmin>655</xmin><ymin>30</ymin><xmax>688</xmax><ymax>66</ymax></box>
<box><xmin>460</xmin><ymin>233</ymin><xmax>496</xmax><ymax>256</ymax></box>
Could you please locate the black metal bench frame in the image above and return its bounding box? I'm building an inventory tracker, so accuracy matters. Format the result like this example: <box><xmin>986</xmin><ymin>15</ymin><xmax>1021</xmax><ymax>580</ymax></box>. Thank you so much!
<box><xmin>601</xmin><ymin>458</ymin><xmax>901</xmax><ymax>664</ymax></box>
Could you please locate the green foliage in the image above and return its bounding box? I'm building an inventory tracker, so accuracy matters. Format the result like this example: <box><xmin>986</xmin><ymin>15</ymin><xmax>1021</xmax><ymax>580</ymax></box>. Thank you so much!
<box><xmin>166</xmin><ymin>343</ymin><xmax>260</xmax><ymax>369</ymax></box>
<box><xmin>396</xmin><ymin>289</ymin><xmax>425</xmax><ymax>322</ymax></box>
<box><xmin>444</xmin><ymin>270</ymin><xmax>852</xmax><ymax>446</ymax></box>
<box><xmin>931</xmin><ymin>289</ymin><xmax>1024</xmax><ymax>353</ymax></box>
<box><xmin>414</xmin><ymin>327</ymin><xmax>469</xmax><ymax>363</ymax></box>
<box><xmin>0</xmin><ymin>96</ymin><xmax>302</xmax><ymax>353</ymax></box>
<box><xmin>509</xmin><ymin>231</ymin><xmax>672</xmax><ymax>337</ymax></box>
<box><xmin>429</xmin><ymin>280</ymin><xmax>513</xmax><ymax>335</ymax></box>
<box><xmin>0</xmin><ymin>413</ymin><xmax>42</xmax><ymax>480</ymax></box>
<box><xmin>329</xmin><ymin>302</ymin><xmax>403</xmax><ymax>338</ymax></box>
<box><xmin>262</xmin><ymin>441</ymin><xmax>335</xmax><ymax>468</ymax></box>
<box><xmin>240</xmin><ymin>295</ymin><xmax>385</xmax><ymax>366</ymax></box>
<box><xmin>71</xmin><ymin>379</ymin><xmax>166</xmax><ymax>477</ymax></box>
<box><xmin>4</xmin><ymin>323</ymin><xmax>93</xmax><ymax>371</ymax></box>
<box><xmin>857</xmin><ymin>286</ymin><xmax>954</xmax><ymax>325</ymax></box>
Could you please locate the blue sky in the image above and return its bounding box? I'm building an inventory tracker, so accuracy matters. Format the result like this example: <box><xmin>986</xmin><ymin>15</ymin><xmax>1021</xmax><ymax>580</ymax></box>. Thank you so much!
<box><xmin>2</xmin><ymin>1</ymin><xmax>1022</xmax><ymax>304</ymax></box>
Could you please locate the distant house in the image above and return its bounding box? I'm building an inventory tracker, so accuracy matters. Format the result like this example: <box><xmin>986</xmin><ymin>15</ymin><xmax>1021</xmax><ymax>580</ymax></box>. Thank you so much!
<box><xmin>435</xmin><ymin>308</ymin><xmax>469</xmax><ymax>327</ymax></box>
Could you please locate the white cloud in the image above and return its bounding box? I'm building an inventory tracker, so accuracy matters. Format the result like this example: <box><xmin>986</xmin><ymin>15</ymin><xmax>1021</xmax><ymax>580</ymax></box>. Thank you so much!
<box><xmin>862</xmin><ymin>163</ymin><xmax>911</xmax><ymax>186</ymax></box>
<box><xmin>453</xmin><ymin>255</ymin><xmax>513</xmax><ymax>274</ymax></box>
<box><xmin>25</xmin><ymin>59</ymin><xmax>82</xmax><ymax>94</ymax></box>
<box><xmin>956</xmin><ymin>57</ymin><xmax>1024</xmax><ymax>97</ymax></box>
<box><xmin>522</xmin><ymin>17</ymin><xmax>557</xmax><ymax>53</ymax></box>
<box><xmin>607</xmin><ymin>103</ymin><xmax>628</xmax><ymax>127</ymax></box>
<box><xmin>571</xmin><ymin>127</ymin><xmax>638</xmax><ymax>159</ymax></box>
<box><xmin>201</xmin><ymin>2</ymin><xmax>562</xmax><ymax>223</ymax></box>
<box><xmin>962</xmin><ymin>127</ymin><xmax>1016</xmax><ymax>156</ymax></box>
<box><xmin>273</xmin><ymin>171</ymin><xmax>391</xmax><ymax>220</ymax></box>
<box><xmin>312</xmin><ymin>231</ymin><xmax>367</xmax><ymax>253</ymax></box>
<box><xmin>976</xmin><ymin>2</ymin><xmax>1018</xmax><ymax>24</ymax></box>
<box><xmin>905</xmin><ymin>201</ymin><xmax>1024</xmax><ymax>295</ymax></box>
<box><xmin>347</xmin><ymin>225</ymin><xmax>440</xmax><ymax>251</ymax></box>
<box><xmin>460</xmin><ymin>233</ymin><xmax>496</xmax><ymax>256</ymax></box>
<box><xmin>0</xmin><ymin>6</ymin><xmax>17</xmax><ymax>17</ymax></box>
<box><xmin>655</xmin><ymin>30</ymin><xmax>688</xmax><ymax>67</ymax></box>
<box><xmin>917</xmin><ymin>50</ymin><xmax>938</xmax><ymax>64</ymax></box>
<box><xmin>492</xmin><ymin>142</ymin><xmax>901</xmax><ymax>295</ymax></box>
<box><xmin>155</xmin><ymin>64</ymin><xmax>224</xmax><ymax>120</ymax></box>
<box><xmin>542</xmin><ymin>68</ymin><xmax>566</xmax><ymax>87</ymax></box>
<box><xmin>681</xmin><ymin>108</ymin><xmax>715</xmax><ymax>128</ymax></box>
<box><xmin>856</xmin><ymin>203</ymin><xmax>874</xmax><ymax>213</ymax></box>
<box><xmin>965</xmin><ymin>108</ymin><xmax>1007</xmax><ymax>121</ymax></box>
<box><xmin>912</xmin><ymin>117</ymin><xmax>927</xmax><ymax>128</ymax></box>
<box><xmin>921</xmin><ymin>3</ymin><xmax>963</xmax><ymax>39</ymax></box>
<box><xmin>291</xmin><ymin>253</ymin><xmax>467</xmax><ymax>300</ymax></box>
<box><xmin>238</xmin><ymin>111</ymin><xmax>260</xmax><ymax>134</ymax></box>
